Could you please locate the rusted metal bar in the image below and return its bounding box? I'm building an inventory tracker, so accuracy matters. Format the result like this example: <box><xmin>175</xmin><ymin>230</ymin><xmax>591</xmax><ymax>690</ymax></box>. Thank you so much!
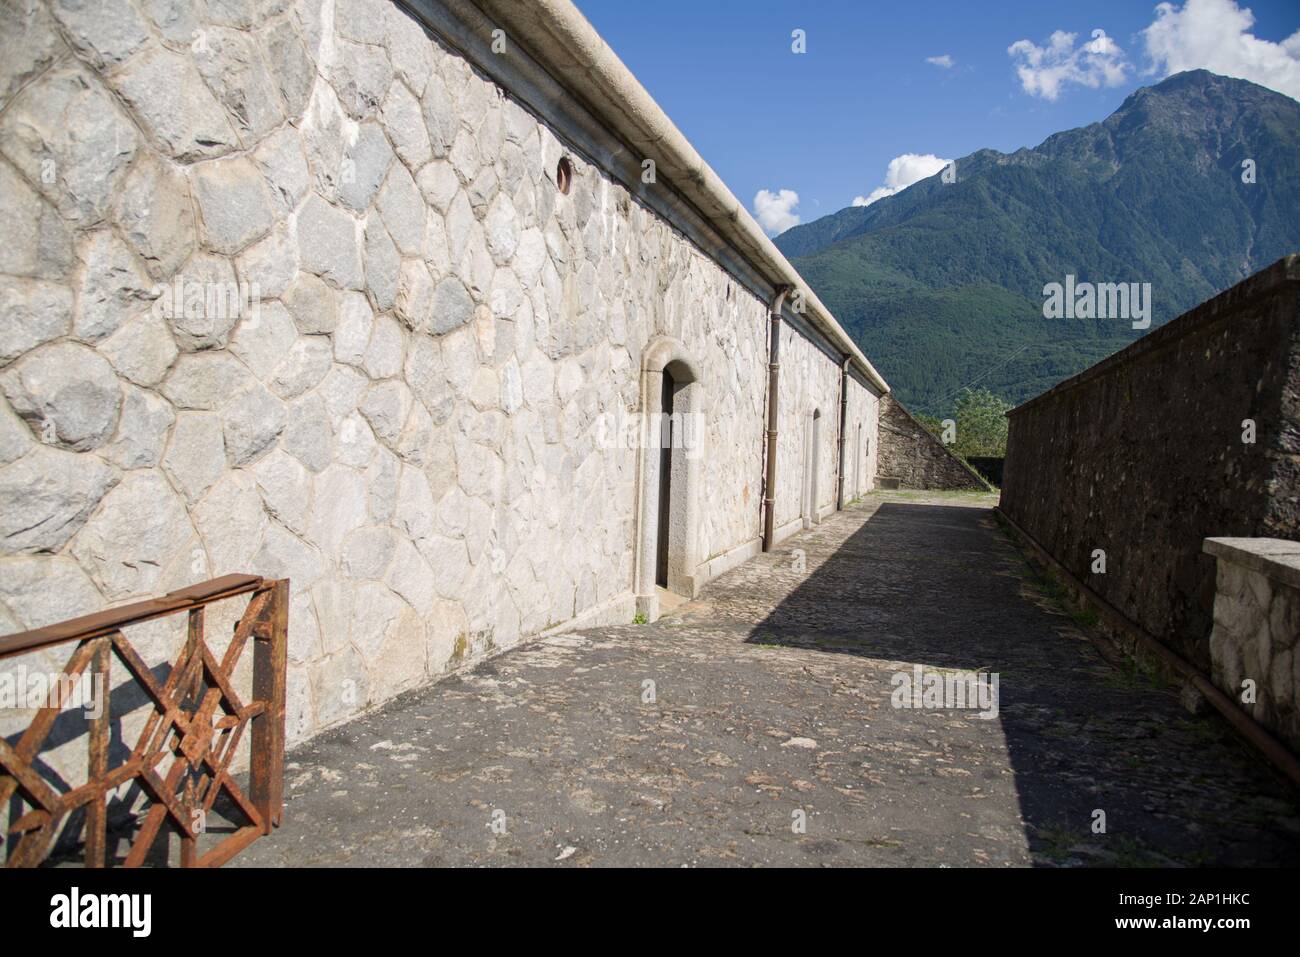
<box><xmin>0</xmin><ymin>575</ymin><xmax>289</xmax><ymax>868</ymax></box>
<box><xmin>250</xmin><ymin>579</ymin><xmax>288</xmax><ymax>833</ymax></box>
<box><xmin>0</xmin><ymin>575</ymin><xmax>263</xmax><ymax>658</ymax></box>
<box><xmin>84</xmin><ymin>635</ymin><xmax>111</xmax><ymax>868</ymax></box>
<box><xmin>0</xmin><ymin>639</ymin><xmax>96</xmax><ymax>813</ymax></box>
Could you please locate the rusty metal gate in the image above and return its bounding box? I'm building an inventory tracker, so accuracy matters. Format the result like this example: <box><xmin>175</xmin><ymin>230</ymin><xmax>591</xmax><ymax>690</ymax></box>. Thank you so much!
<box><xmin>0</xmin><ymin>574</ymin><xmax>288</xmax><ymax>867</ymax></box>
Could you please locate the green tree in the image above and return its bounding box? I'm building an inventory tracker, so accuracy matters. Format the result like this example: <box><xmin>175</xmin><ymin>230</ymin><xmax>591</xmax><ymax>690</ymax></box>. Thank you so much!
<box><xmin>913</xmin><ymin>410</ymin><xmax>945</xmax><ymax>437</ymax></box>
<box><xmin>951</xmin><ymin>388</ymin><xmax>1012</xmax><ymax>458</ymax></box>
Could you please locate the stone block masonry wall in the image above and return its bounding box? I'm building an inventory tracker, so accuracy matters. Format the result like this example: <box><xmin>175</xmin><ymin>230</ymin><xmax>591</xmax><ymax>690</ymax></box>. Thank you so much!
<box><xmin>773</xmin><ymin>325</ymin><xmax>842</xmax><ymax>538</ymax></box>
<box><xmin>1204</xmin><ymin>538</ymin><xmax>1300</xmax><ymax>751</ymax></box>
<box><xmin>876</xmin><ymin>394</ymin><xmax>988</xmax><ymax>491</ymax></box>
<box><xmin>1001</xmin><ymin>257</ymin><xmax>1300</xmax><ymax>670</ymax></box>
<box><xmin>844</xmin><ymin>372</ymin><xmax>880</xmax><ymax>502</ymax></box>
<box><xmin>0</xmin><ymin>0</ymin><xmax>880</xmax><ymax>765</ymax></box>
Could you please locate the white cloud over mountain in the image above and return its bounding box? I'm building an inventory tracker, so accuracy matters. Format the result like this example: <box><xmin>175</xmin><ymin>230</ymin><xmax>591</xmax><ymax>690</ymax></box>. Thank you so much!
<box><xmin>753</xmin><ymin>188</ymin><xmax>801</xmax><ymax>235</ymax></box>
<box><xmin>853</xmin><ymin>153</ymin><xmax>951</xmax><ymax>208</ymax></box>
<box><xmin>1008</xmin><ymin>1</ymin><xmax>1300</xmax><ymax>103</ymax></box>
<box><xmin>1007</xmin><ymin>28</ymin><xmax>1129</xmax><ymax>101</ymax></box>
<box><xmin>1143</xmin><ymin>0</ymin><xmax>1300</xmax><ymax>101</ymax></box>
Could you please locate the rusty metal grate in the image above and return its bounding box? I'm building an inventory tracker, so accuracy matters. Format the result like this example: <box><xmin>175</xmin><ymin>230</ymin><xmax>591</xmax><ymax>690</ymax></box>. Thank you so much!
<box><xmin>0</xmin><ymin>574</ymin><xmax>288</xmax><ymax>868</ymax></box>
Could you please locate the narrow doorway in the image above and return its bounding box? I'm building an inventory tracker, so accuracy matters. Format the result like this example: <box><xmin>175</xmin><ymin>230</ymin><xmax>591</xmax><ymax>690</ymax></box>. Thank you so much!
<box><xmin>634</xmin><ymin>338</ymin><xmax>702</xmax><ymax>620</ymax></box>
<box><xmin>811</xmin><ymin>408</ymin><xmax>821</xmax><ymax>527</ymax></box>
<box><xmin>655</xmin><ymin>371</ymin><xmax>674</xmax><ymax>587</ymax></box>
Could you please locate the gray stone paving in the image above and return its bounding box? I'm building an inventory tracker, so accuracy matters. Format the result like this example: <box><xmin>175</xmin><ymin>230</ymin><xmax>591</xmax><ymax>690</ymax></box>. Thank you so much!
<box><xmin>234</xmin><ymin>492</ymin><xmax>1300</xmax><ymax>867</ymax></box>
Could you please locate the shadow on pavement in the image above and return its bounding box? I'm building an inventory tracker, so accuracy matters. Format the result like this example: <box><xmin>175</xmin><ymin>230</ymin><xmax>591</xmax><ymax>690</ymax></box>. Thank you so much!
<box><xmin>744</xmin><ymin>501</ymin><xmax>1300</xmax><ymax>867</ymax></box>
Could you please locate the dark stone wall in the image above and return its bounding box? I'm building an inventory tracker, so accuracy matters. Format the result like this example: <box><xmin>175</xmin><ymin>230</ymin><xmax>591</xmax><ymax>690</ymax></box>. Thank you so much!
<box><xmin>1000</xmin><ymin>255</ymin><xmax>1300</xmax><ymax>668</ymax></box>
<box><xmin>877</xmin><ymin>395</ymin><xmax>989</xmax><ymax>491</ymax></box>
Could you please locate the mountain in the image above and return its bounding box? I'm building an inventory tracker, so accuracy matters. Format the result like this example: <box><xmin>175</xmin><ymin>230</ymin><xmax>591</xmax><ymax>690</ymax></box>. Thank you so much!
<box><xmin>776</xmin><ymin>71</ymin><xmax>1300</xmax><ymax>415</ymax></box>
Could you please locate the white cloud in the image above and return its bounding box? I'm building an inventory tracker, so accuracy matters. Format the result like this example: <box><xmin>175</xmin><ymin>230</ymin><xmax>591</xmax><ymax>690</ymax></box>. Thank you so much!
<box><xmin>852</xmin><ymin>153</ymin><xmax>951</xmax><ymax>207</ymax></box>
<box><xmin>926</xmin><ymin>54</ymin><xmax>955</xmax><ymax>69</ymax></box>
<box><xmin>753</xmin><ymin>188</ymin><xmax>801</xmax><ymax>235</ymax></box>
<box><xmin>1007</xmin><ymin>28</ymin><xmax>1130</xmax><ymax>100</ymax></box>
<box><xmin>1143</xmin><ymin>0</ymin><xmax>1300</xmax><ymax>101</ymax></box>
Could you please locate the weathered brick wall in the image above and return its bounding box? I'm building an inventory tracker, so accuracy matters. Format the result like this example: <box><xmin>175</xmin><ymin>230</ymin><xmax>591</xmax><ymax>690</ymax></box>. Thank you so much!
<box><xmin>1000</xmin><ymin>256</ymin><xmax>1300</xmax><ymax>668</ymax></box>
<box><xmin>877</xmin><ymin>394</ymin><xmax>988</xmax><ymax>491</ymax></box>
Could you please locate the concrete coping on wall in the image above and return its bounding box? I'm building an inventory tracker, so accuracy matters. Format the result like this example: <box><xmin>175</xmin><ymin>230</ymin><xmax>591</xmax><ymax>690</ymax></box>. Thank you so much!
<box><xmin>1007</xmin><ymin>253</ymin><xmax>1300</xmax><ymax>418</ymax></box>
<box><xmin>443</xmin><ymin>0</ymin><xmax>889</xmax><ymax>395</ymax></box>
<box><xmin>1204</xmin><ymin>537</ymin><xmax>1300</xmax><ymax>591</ymax></box>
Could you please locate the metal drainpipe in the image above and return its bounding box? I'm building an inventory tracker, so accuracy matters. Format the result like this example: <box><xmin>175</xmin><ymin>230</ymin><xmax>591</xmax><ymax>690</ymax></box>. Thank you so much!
<box><xmin>836</xmin><ymin>354</ymin><xmax>850</xmax><ymax>510</ymax></box>
<box><xmin>762</xmin><ymin>285</ymin><xmax>791</xmax><ymax>551</ymax></box>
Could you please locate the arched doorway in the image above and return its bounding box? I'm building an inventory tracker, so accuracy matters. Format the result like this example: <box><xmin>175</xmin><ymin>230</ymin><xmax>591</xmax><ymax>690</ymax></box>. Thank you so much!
<box><xmin>655</xmin><ymin>369</ymin><xmax>675</xmax><ymax>587</ymax></box>
<box><xmin>635</xmin><ymin>338</ymin><xmax>703</xmax><ymax>622</ymax></box>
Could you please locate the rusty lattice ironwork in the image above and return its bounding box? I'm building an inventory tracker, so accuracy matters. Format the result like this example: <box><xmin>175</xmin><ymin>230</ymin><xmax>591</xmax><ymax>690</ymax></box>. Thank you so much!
<box><xmin>0</xmin><ymin>575</ymin><xmax>288</xmax><ymax>868</ymax></box>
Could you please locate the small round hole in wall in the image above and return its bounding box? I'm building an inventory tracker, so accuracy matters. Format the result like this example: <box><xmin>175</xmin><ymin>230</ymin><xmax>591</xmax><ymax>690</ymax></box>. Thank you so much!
<box><xmin>556</xmin><ymin>156</ymin><xmax>573</xmax><ymax>195</ymax></box>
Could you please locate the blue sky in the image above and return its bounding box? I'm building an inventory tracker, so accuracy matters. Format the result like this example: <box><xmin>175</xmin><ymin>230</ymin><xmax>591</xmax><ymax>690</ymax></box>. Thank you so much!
<box><xmin>572</xmin><ymin>0</ymin><xmax>1300</xmax><ymax>234</ymax></box>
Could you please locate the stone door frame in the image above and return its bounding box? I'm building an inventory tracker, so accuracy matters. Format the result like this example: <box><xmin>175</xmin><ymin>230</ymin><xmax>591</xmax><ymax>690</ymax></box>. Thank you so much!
<box><xmin>634</xmin><ymin>336</ymin><xmax>703</xmax><ymax>621</ymax></box>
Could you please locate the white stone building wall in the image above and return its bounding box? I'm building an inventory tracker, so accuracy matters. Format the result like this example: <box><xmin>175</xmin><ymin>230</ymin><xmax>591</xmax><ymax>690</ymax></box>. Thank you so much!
<box><xmin>0</xmin><ymin>0</ymin><xmax>880</xmax><ymax>767</ymax></box>
<box><xmin>772</xmin><ymin>327</ymin><xmax>843</xmax><ymax>537</ymax></box>
<box><xmin>845</xmin><ymin>376</ymin><xmax>880</xmax><ymax>501</ymax></box>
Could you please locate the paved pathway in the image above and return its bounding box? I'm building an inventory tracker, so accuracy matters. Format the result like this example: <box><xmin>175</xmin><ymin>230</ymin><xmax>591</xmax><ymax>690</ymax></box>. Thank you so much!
<box><xmin>235</xmin><ymin>492</ymin><xmax>1300</xmax><ymax>867</ymax></box>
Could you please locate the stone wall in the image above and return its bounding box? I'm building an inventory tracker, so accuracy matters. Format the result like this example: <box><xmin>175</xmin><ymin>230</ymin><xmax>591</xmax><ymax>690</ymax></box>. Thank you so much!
<box><xmin>0</xmin><ymin>0</ymin><xmax>881</xmax><ymax>770</ymax></box>
<box><xmin>773</xmin><ymin>324</ymin><xmax>844</xmax><ymax>538</ymax></box>
<box><xmin>844</xmin><ymin>370</ymin><xmax>880</xmax><ymax>503</ymax></box>
<box><xmin>1000</xmin><ymin>257</ymin><xmax>1300</xmax><ymax>668</ymax></box>
<box><xmin>876</xmin><ymin>394</ymin><xmax>988</xmax><ymax>491</ymax></box>
<box><xmin>1204</xmin><ymin>538</ymin><xmax>1300</xmax><ymax>751</ymax></box>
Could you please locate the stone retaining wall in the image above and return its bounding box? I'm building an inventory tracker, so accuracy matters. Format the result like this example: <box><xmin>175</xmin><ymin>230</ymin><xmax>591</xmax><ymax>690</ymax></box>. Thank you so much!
<box><xmin>876</xmin><ymin>394</ymin><xmax>988</xmax><ymax>491</ymax></box>
<box><xmin>1000</xmin><ymin>257</ymin><xmax>1300</xmax><ymax>669</ymax></box>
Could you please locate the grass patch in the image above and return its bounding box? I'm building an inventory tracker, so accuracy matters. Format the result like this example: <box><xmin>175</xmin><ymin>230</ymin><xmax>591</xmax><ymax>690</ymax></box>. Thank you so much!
<box><xmin>1035</xmin><ymin>569</ymin><xmax>1068</xmax><ymax>602</ymax></box>
<box><xmin>1110</xmin><ymin>836</ymin><xmax>1165</xmax><ymax>868</ymax></box>
<box><xmin>1102</xmin><ymin>654</ymin><xmax>1165</xmax><ymax>692</ymax></box>
<box><xmin>1071</xmin><ymin>608</ymin><xmax>1100</xmax><ymax>628</ymax></box>
<box><xmin>1175</xmin><ymin>717</ymin><xmax>1226</xmax><ymax>746</ymax></box>
<box><xmin>867</xmin><ymin>488</ymin><xmax>999</xmax><ymax>503</ymax></box>
<box><xmin>1035</xmin><ymin>824</ymin><xmax>1076</xmax><ymax>862</ymax></box>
